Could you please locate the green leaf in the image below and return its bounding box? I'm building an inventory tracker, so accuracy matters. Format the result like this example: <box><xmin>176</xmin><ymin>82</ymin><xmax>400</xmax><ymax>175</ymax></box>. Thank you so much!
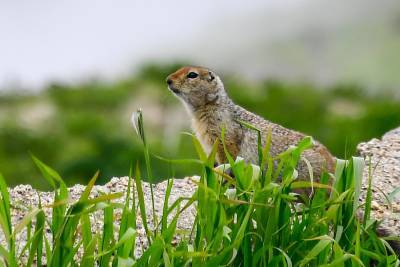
<box><xmin>13</xmin><ymin>208</ymin><xmax>41</xmax><ymax>236</ymax></box>
<box><xmin>188</xmin><ymin>132</ymin><xmax>207</xmax><ymax>162</ymax></box>
<box><xmin>97</xmin><ymin>228</ymin><xmax>136</xmax><ymax>258</ymax></box>
<box><xmin>363</xmin><ymin>157</ymin><xmax>373</xmax><ymax>225</ymax></box>
<box><xmin>274</xmin><ymin>247</ymin><xmax>293</xmax><ymax>267</ymax></box>
<box><xmin>162</xmin><ymin>179</ymin><xmax>173</xmax><ymax>233</ymax></box>
<box><xmin>134</xmin><ymin>237</ymin><xmax>164</xmax><ymax>266</ymax></box>
<box><xmin>351</xmin><ymin>157</ymin><xmax>365</xmax><ymax>214</ymax></box>
<box><xmin>117</xmin><ymin>257</ymin><xmax>135</xmax><ymax>267</ymax></box>
<box><xmin>134</xmin><ymin>162</ymin><xmax>151</xmax><ymax>244</ymax></box>
<box><xmin>81</xmin><ymin>213</ymin><xmax>92</xmax><ymax>249</ymax></box>
<box><xmin>299</xmin><ymin>236</ymin><xmax>333</xmax><ymax>267</ymax></box>
<box><xmin>291</xmin><ymin>181</ymin><xmax>333</xmax><ymax>191</ymax></box>
<box><xmin>81</xmin><ymin>235</ymin><xmax>98</xmax><ymax>267</ymax></box>
<box><xmin>31</xmin><ymin>154</ymin><xmax>65</xmax><ymax>189</ymax></box>
<box><xmin>79</xmin><ymin>171</ymin><xmax>99</xmax><ymax>202</ymax></box>
<box><xmin>153</xmin><ymin>155</ymin><xmax>203</xmax><ymax>165</ymax></box>
<box><xmin>99</xmin><ymin>203</ymin><xmax>114</xmax><ymax>266</ymax></box>
<box><xmin>207</xmin><ymin>138</ymin><xmax>220</xmax><ymax>167</ymax></box>
<box><xmin>44</xmin><ymin>235</ymin><xmax>52</xmax><ymax>266</ymax></box>
<box><xmin>27</xmin><ymin>210</ymin><xmax>45</xmax><ymax>267</ymax></box>
<box><xmin>0</xmin><ymin>173</ymin><xmax>12</xmax><ymax>240</ymax></box>
<box><xmin>0</xmin><ymin>245</ymin><xmax>11</xmax><ymax>265</ymax></box>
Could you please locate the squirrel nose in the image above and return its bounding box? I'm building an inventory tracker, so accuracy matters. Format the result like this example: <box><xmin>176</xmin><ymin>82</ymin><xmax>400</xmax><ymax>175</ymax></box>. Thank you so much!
<box><xmin>166</xmin><ymin>78</ymin><xmax>173</xmax><ymax>85</ymax></box>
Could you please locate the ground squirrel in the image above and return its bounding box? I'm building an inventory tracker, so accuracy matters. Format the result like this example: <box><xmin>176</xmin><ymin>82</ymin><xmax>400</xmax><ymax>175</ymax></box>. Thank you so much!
<box><xmin>166</xmin><ymin>66</ymin><xmax>335</xmax><ymax>180</ymax></box>
<box><xmin>165</xmin><ymin>66</ymin><xmax>400</xmax><ymax>255</ymax></box>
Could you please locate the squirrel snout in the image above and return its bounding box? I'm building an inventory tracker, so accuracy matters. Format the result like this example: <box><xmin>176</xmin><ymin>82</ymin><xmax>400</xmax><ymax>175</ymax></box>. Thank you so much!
<box><xmin>166</xmin><ymin>77</ymin><xmax>180</xmax><ymax>94</ymax></box>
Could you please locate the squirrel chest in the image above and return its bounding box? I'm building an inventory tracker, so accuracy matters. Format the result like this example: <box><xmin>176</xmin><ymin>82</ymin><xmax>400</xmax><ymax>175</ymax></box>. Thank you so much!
<box><xmin>191</xmin><ymin>110</ymin><xmax>243</xmax><ymax>164</ymax></box>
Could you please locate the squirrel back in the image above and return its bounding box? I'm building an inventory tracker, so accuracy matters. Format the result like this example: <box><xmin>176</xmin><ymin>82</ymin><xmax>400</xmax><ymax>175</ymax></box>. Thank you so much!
<box><xmin>166</xmin><ymin>66</ymin><xmax>399</xmax><ymax>256</ymax></box>
<box><xmin>166</xmin><ymin>66</ymin><xmax>335</xmax><ymax>178</ymax></box>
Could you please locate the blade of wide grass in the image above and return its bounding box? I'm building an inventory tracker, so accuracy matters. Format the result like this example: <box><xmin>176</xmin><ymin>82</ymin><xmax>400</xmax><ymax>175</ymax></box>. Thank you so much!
<box><xmin>0</xmin><ymin>174</ymin><xmax>17</xmax><ymax>266</ymax></box>
<box><xmin>44</xmin><ymin>235</ymin><xmax>52</xmax><ymax>266</ymax></box>
<box><xmin>363</xmin><ymin>157</ymin><xmax>373</xmax><ymax>226</ymax></box>
<box><xmin>352</xmin><ymin>157</ymin><xmax>365</xmax><ymax>214</ymax></box>
<box><xmin>0</xmin><ymin>245</ymin><xmax>11</xmax><ymax>266</ymax></box>
<box><xmin>261</xmin><ymin>128</ymin><xmax>273</xmax><ymax>186</ymax></box>
<box><xmin>0</xmin><ymin>216</ymin><xmax>10</xmax><ymax>246</ymax></box>
<box><xmin>274</xmin><ymin>247</ymin><xmax>293</xmax><ymax>267</ymax></box>
<box><xmin>153</xmin><ymin>155</ymin><xmax>204</xmax><ymax>166</ymax></box>
<box><xmin>80</xmin><ymin>235</ymin><xmax>98</xmax><ymax>267</ymax></box>
<box><xmin>17</xmin><ymin>218</ymin><xmax>41</xmax><ymax>265</ymax></box>
<box><xmin>81</xmin><ymin>212</ymin><xmax>94</xmax><ymax>267</ymax></box>
<box><xmin>0</xmin><ymin>174</ymin><xmax>13</xmax><ymax>251</ymax></box>
<box><xmin>63</xmin><ymin>238</ymin><xmax>84</xmax><ymax>266</ymax></box>
<box><xmin>80</xmin><ymin>171</ymin><xmax>99</xmax><ymax>201</ymax></box>
<box><xmin>26</xmin><ymin>209</ymin><xmax>45</xmax><ymax>267</ymax></box>
<box><xmin>333</xmin><ymin>159</ymin><xmax>347</xmax><ymax>194</ymax></box>
<box><xmin>299</xmin><ymin>236</ymin><xmax>333</xmax><ymax>267</ymax></box>
<box><xmin>134</xmin><ymin>236</ymin><xmax>164</xmax><ymax>266</ymax></box>
<box><xmin>97</xmin><ymin>228</ymin><xmax>136</xmax><ymax>259</ymax></box>
<box><xmin>162</xmin><ymin>179</ymin><xmax>173</xmax><ymax>233</ymax></box>
<box><xmin>0</xmin><ymin>173</ymin><xmax>11</xmax><ymax>230</ymax></box>
<box><xmin>99</xmin><ymin>203</ymin><xmax>114</xmax><ymax>267</ymax></box>
<box><xmin>185</xmin><ymin>132</ymin><xmax>207</xmax><ymax>162</ymax></box>
<box><xmin>135</xmin><ymin>110</ymin><xmax>158</xmax><ymax>238</ymax></box>
<box><xmin>81</xmin><ymin>213</ymin><xmax>92</xmax><ymax>249</ymax></box>
<box><xmin>128</xmin><ymin>165</ymin><xmax>137</xmax><ymax>259</ymax></box>
<box><xmin>206</xmin><ymin>203</ymin><xmax>254</xmax><ymax>266</ymax></box>
<box><xmin>221</xmin><ymin>127</ymin><xmax>235</xmax><ymax>167</ymax></box>
<box><xmin>12</xmin><ymin>208</ymin><xmax>40</xmax><ymax>236</ymax></box>
<box><xmin>80</xmin><ymin>173</ymin><xmax>98</xmax><ymax>262</ymax></box>
<box><xmin>134</xmin><ymin>162</ymin><xmax>151</xmax><ymax>244</ymax></box>
<box><xmin>162</xmin><ymin>206</ymin><xmax>181</xmax><ymax>245</ymax></box>
<box><xmin>319</xmin><ymin>253</ymin><xmax>355</xmax><ymax>267</ymax></box>
<box><xmin>113</xmin><ymin>174</ymin><xmax>137</xmax><ymax>266</ymax></box>
<box><xmin>235</xmin><ymin>119</ymin><xmax>264</xmax><ymax>167</ymax></box>
<box><xmin>32</xmin><ymin>155</ymin><xmax>69</xmax><ymax>247</ymax></box>
<box><xmin>31</xmin><ymin>154</ymin><xmax>63</xmax><ymax>189</ymax></box>
<box><xmin>83</xmin><ymin>192</ymin><xmax>123</xmax><ymax>205</ymax></box>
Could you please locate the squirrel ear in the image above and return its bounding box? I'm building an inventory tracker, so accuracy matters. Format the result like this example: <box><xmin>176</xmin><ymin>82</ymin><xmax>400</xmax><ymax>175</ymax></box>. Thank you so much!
<box><xmin>208</xmin><ymin>71</ymin><xmax>215</xmax><ymax>82</ymax></box>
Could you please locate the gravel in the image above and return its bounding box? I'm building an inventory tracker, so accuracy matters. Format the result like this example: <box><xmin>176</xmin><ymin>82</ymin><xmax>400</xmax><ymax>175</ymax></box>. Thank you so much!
<box><xmin>357</xmin><ymin>127</ymin><xmax>400</xmax><ymax>235</ymax></box>
<box><xmin>0</xmin><ymin>177</ymin><xmax>198</xmax><ymax>264</ymax></box>
<box><xmin>1</xmin><ymin>127</ymin><xmax>399</xmax><ymax>264</ymax></box>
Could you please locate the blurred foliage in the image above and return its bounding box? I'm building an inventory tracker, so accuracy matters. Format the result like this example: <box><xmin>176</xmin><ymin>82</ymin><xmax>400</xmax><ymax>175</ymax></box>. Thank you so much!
<box><xmin>0</xmin><ymin>63</ymin><xmax>400</xmax><ymax>189</ymax></box>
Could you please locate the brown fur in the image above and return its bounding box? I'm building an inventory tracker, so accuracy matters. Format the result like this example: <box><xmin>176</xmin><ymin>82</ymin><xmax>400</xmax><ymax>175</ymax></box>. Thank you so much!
<box><xmin>166</xmin><ymin>66</ymin><xmax>335</xmax><ymax>179</ymax></box>
<box><xmin>166</xmin><ymin>66</ymin><xmax>400</xmax><ymax>256</ymax></box>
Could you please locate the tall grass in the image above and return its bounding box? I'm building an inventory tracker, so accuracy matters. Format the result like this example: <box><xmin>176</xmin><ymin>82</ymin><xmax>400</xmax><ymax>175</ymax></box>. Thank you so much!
<box><xmin>0</xmin><ymin>110</ymin><xmax>398</xmax><ymax>266</ymax></box>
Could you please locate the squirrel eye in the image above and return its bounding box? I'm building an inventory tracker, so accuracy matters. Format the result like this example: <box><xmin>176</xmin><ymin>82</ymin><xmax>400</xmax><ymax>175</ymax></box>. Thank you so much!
<box><xmin>187</xmin><ymin>72</ymin><xmax>198</xmax><ymax>79</ymax></box>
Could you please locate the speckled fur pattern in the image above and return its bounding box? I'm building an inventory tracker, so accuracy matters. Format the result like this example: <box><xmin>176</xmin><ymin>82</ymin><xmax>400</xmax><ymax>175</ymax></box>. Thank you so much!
<box><xmin>166</xmin><ymin>66</ymin><xmax>335</xmax><ymax>179</ymax></box>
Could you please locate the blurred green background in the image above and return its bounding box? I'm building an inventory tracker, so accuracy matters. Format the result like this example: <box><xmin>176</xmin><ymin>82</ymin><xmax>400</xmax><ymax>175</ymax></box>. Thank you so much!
<box><xmin>1</xmin><ymin>0</ymin><xmax>400</xmax><ymax>189</ymax></box>
<box><xmin>1</xmin><ymin>63</ymin><xmax>400</xmax><ymax>190</ymax></box>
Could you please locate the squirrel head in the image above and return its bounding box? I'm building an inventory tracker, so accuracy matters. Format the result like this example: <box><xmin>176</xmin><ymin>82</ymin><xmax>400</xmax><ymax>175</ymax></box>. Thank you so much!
<box><xmin>166</xmin><ymin>66</ymin><xmax>225</xmax><ymax>110</ymax></box>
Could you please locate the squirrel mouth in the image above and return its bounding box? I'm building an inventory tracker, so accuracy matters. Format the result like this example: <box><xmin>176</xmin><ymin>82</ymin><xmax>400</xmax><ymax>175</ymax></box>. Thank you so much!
<box><xmin>168</xmin><ymin>86</ymin><xmax>181</xmax><ymax>94</ymax></box>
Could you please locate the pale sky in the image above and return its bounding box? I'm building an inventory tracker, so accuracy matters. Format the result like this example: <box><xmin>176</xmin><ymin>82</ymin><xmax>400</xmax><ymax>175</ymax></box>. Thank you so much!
<box><xmin>1</xmin><ymin>0</ymin><xmax>399</xmax><ymax>91</ymax></box>
<box><xmin>0</xmin><ymin>0</ymin><xmax>300</xmax><ymax>90</ymax></box>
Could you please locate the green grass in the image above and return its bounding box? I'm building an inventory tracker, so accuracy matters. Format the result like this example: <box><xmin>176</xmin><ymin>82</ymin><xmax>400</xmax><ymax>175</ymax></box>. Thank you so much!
<box><xmin>0</xmin><ymin>110</ymin><xmax>399</xmax><ymax>266</ymax></box>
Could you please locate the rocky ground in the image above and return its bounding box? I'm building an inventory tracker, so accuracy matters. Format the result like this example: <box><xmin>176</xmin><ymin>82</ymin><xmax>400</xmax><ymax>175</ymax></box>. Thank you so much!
<box><xmin>1</xmin><ymin>127</ymin><xmax>399</xmax><ymax>264</ymax></box>
<box><xmin>1</xmin><ymin>177</ymin><xmax>198</xmax><ymax>263</ymax></box>
<box><xmin>357</xmin><ymin>127</ymin><xmax>400</xmax><ymax>234</ymax></box>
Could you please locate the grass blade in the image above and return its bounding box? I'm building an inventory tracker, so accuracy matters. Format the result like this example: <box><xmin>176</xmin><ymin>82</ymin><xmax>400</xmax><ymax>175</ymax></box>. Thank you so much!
<box><xmin>0</xmin><ymin>173</ymin><xmax>15</xmax><ymax>265</ymax></box>
<box><xmin>134</xmin><ymin>162</ymin><xmax>151</xmax><ymax>244</ymax></box>
<box><xmin>300</xmin><ymin>236</ymin><xmax>333</xmax><ymax>267</ymax></box>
